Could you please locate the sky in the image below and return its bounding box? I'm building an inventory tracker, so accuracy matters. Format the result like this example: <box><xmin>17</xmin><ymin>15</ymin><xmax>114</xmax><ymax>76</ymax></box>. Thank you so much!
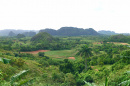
<box><xmin>0</xmin><ymin>0</ymin><xmax>130</xmax><ymax>33</ymax></box>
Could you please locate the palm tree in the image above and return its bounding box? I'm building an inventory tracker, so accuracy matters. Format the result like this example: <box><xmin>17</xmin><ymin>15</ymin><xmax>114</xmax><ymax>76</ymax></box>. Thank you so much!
<box><xmin>76</xmin><ymin>45</ymin><xmax>92</xmax><ymax>71</ymax></box>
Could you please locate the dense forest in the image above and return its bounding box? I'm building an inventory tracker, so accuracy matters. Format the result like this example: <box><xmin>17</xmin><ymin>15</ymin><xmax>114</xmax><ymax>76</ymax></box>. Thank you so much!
<box><xmin>0</xmin><ymin>29</ymin><xmax>130</xmax><ymax>86</ymax></box>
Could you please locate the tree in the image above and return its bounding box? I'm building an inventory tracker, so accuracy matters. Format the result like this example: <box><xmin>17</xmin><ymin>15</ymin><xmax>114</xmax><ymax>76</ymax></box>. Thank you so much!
<box><xmin>76</xmin><ymin>45</ymin><xmax>92</xmax><ymax>71</ymax></box>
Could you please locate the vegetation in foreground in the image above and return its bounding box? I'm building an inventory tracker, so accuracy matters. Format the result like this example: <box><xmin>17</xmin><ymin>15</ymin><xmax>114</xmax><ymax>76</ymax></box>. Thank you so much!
<box><xmin>0</xmin><ymin>32</ymin><xmax>130</xmax><ymax>86</ymax></box>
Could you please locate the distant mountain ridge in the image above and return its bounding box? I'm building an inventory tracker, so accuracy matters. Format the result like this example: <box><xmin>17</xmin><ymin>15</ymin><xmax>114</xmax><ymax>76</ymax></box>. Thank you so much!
<box><xmin>0</xmin><ymin>27</ymin><xmax>129</xmax><ymax>36</ymax></box>
<box><xmin>39</xmin><ymin>27</ymin><xmax>100</xmax><ymax>36</ymax></box>
<box><xmin>0</xmin><ymin>29</ymin><xmax>38</xmax><ymax>36</ymax></box>
<box><xmin>98</xmin><ymin>30</ymin><xmax>117</xmax><ymax>35</ymax></box>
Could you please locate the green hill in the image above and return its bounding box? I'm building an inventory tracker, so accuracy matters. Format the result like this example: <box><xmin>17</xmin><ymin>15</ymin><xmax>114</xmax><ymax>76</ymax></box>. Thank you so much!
<box><xmin>30</xmin><ymin>32</ymin><xmax>54</xmax><ymax>43</ymax></box>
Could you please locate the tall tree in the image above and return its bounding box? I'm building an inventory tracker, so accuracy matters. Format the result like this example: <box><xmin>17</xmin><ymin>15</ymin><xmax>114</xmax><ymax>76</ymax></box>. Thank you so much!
<box><xmin>76</xmin><ymin>45</ymin><xmax>92</xmax><ymax>70</ymax></box>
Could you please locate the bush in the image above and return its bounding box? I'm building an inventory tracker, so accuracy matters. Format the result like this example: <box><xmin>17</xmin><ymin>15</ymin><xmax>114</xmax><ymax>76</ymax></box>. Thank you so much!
<box><xmin>59</xmin><ymin>59</ymin><xmax>74</xmax><ymax>74</ymax></box>
<box><xmin>10</xmin><ymin>58</ymin><xmax>25</xmax><ymax>67</ymax></box>
<box><xmin>38</xmin><ymin>52</ymin><xmax>45</xmax><ymax>57</ymax></box>
<box><xmin>111</xmin><ymin>62</ymin><xmax>125</xmax><ymax>71</ymax></box>
<box><xmin>52</xmin><ymin>72</ymin><xmax>65</xmax><ymax>83</ymax></box>
<box><xmin>65</xmin><ymin>73</ymin><xmax>76</xmax><ymax>86</ymax></box>
<box><xmin>38</xmin><ymin>60</ymin><xmax>49</xmax><ymax>67</ymax></box>
<box><xmin>42</xmin><ymin>73</ymin><xmax>48</xmax><ymax>78</ymax></box>
<box><xmin>85</xmin><ymin>75</ymin><xmax>94</xmax><ymax>83</ymax></box>
<box><xmin>76</xmin><ymin>79</ymin><xmax>85</xmax><ymax>86</ymax></box>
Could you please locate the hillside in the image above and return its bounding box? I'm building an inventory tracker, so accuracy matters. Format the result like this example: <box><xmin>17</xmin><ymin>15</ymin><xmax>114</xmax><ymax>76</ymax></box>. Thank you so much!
<box><xmin>30</xmin><ymin>32</ymin><xmax>54</xmax><ymax>43</ymax></box>
<box><xmin>39</xmin><ymin>27</ymin><xmax>100</xmax><ymax>36</ymax></box>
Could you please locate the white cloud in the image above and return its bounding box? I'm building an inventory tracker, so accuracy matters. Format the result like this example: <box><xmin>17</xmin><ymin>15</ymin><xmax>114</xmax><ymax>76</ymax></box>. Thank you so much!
<box><xmin>0</xmin><ymin>0</ymin><xmax>130</xmax><ymax>33</ymax></box>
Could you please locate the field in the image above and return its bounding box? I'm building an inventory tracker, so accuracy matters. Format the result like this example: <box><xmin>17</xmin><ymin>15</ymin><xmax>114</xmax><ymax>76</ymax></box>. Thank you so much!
<box><xmin>45</xmin><ymin>49</ymin><xmax>77</xmax><ymax>60</ymax></box>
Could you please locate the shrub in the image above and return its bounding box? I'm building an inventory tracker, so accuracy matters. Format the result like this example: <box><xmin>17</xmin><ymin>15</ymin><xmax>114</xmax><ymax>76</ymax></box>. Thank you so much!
<box><xmin>76</xmin><ymin>79</ymin><xmax>85</xmax><ymax>86</ymax></box>
<box><xmin>52</xmin><ymin>72</ymin><xmax>65</xmax><ymax>83</ymax></box>
<box><xmin>38</xmin><ymin>52</ymin><xmax>45</xmax><ymax>57</ymax></box>
<box><xmin>85</xmin><ymin>74</ymin><xmax>94</xmax><ymax>83</ymax></box>
<box><xmin>10</xmin><ymin>58</ymin><xmax>25</xmax><ymax>67</ymax></box>
<box><xmin>111</xmin><ymin>62</ymin><xmax>125</xmax><ymax>71</ymax></box>
<box><xmin>65</xmin><ymin>73</ymin><xmax>76</xmax><ymax>86</ymax></box>
<box><xmin>42</xmin><ymin>73</ymin><xmax>48</xmax><ymax>78</ymax></box>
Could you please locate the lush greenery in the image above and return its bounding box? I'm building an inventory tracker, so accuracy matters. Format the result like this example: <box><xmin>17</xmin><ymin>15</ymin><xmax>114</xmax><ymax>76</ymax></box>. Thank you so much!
<box><xmin>0</xmin><ymin>33</ymin><xmax>130</xmax><ymax>86</ymax></box>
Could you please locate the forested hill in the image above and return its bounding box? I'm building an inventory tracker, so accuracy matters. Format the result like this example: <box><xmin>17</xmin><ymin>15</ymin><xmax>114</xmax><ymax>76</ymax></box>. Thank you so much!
<box><xmin>98</xmin><ymin>30</ymin><xmax>117</xmax><ymax>35</ymax></box>
<box><xmin>39</xmin><ymin>27</ymin><xmax>100</xmax><ymax>36</ymax></box>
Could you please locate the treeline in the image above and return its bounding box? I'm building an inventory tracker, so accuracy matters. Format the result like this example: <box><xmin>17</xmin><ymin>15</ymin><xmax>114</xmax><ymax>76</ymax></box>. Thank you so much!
<box><xmin>39</xmin><ymin>27</ymin><xmax>100</xmax><ymax>36</ymax></box>
<box><xmin>107</xmin><ymin>34</ymin><xmax>130</xmax><ymax>43</ymax></box>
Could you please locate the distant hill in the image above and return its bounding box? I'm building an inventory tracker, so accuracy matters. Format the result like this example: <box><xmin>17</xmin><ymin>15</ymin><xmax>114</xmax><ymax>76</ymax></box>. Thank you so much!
<box><xmin>22</xmin><ymin>31</ymin><xmax>36</xmax><ymax>37</ymax></box>
<box><xmin>8</xmin><ymin>31</ymin><xmax>16</xmax><ymax>37</ymax></box>
<box><xmin>0</xmin><ymin>29</ymin><xmax>38</xmax><ymax>36</ymax></box>
<box><xmin>39</xmin><ymin>27</ymin><xmax>100</xmax><ymax>36</ymax></box>
<box><xmin>31</xmin><ymin>32</ymin><xmax>55</xmax><ymax>43</ymax></box>
<box><xmin>98</xmin><ymin>30</ymin><xmax>117</xmax><ymax>35</ymax></box>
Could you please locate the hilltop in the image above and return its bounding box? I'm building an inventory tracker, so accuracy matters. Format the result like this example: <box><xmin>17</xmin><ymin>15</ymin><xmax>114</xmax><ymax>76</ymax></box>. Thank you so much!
<box><xmin>40</xmin><ymin>27</ymin><xmax>100</xmax><ymax>36</ymax></box>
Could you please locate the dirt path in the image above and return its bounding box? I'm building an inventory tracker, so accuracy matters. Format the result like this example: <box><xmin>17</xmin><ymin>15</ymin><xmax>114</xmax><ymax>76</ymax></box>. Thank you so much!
<box><xmin>22</xmin><ymin>50</ymin><xmax>50</xmax><ymax>54</ymax></box>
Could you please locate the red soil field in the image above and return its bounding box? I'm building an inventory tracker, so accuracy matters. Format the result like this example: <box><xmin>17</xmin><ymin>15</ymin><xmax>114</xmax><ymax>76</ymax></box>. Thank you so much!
<box><xmin>68</xmin><ymin>57</ymin><xmax>75</xmax><ymax>60</ymax></box>
<box><xmin>22</xmin><ymin>50</ymin><xmax>49</xmax><ymax>54</ymax></box>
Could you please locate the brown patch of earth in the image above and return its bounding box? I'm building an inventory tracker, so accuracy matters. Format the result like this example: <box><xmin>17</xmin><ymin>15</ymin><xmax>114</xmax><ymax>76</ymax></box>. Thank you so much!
<box><xmin>91</xmin><ymin>66</ymin><xmax>94</xmax><ymax>69</ymax></box>
<box><xmin>68</xmin><ymin>57</ymin><xmax>75</xmax><ymax>60</ymax></box>
<box><xmin>95</xmin><ymin>69</ymin><xmax>99</xmax><ymax>71</ymax></box>
<box><xmin>107</xmin><ymin>42</ymin><xmax>129</xmax><ymax>45</ymax></box>
<box><xmin>22</xmin><ymin>50</ymin><xmax>50</xmax><ymax>54</ymax></box>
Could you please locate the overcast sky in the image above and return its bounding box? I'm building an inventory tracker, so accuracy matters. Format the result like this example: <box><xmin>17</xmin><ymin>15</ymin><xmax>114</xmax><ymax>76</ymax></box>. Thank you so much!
<box><xmin>0</xmin><ymin>0</ymin><xmax>130</xmax><ymax>33</ymax></box>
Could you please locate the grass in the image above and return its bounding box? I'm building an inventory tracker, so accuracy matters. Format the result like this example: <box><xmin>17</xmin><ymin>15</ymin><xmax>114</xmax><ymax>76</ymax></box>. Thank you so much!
<box><xmin>45</xmin><ymin>49</ymin><xmax>76</xmax><ymax>59</ymax></box>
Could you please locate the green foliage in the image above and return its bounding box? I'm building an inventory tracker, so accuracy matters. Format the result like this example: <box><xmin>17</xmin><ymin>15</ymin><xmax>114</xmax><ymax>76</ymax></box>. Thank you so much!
<box><xmin>120</xmin><ymin>50</ymin><xmax>130</xmax><ymax>64</ymax></box>
<box><xmin>0</xmin><ymin>57</ymin><xmax>11</xmax><ymax>64</ymax></box>
<box><xmin>18</xmin><ymin>53</ymin><xmax>35</xmax><ymax>60</ymax></box>
<box><xmin>52</xmin><ymin>72</ymin><xmax>65</xmax><ymax>83</ymax></box>
<box><xmin>73</xmin><ymin>60</ymin><xmax>85</xmax><ymax>73</ymax></box>
<box><xmin>18</xmin><ymin>78</ymin><xmax>36</xmax><ymax>86</ymax></box>
<box><xmin>59</xmin><ymin>59</ymin><xmax>74</xmax><ymax>74</ymax></box>
<box><xmin>108</xmin><ymin>34</ymin><xmax>130</xmax><ymax>43</ymax></box>
<box><xmin>10</xmin><ymin>58</ymin><xmax>25</xmax><ymax>67</ymax></box>
<box><xmin>84</xmin><ymin>80</ymin><xmax>96</xmax><ymax>86</ymax></box>
<box><xmin>105</xmin><ymin>77</ymin><xmax>108</xmax><ymax>86</ymax></box>
<box><xmin>65</xmin><ymin>73</ymin><xmax>76</xmax><ymax>86</ymax></box>
<box><xmin>76</xmin><ymin>45</ymin><xmax>92</xmax><ymax>70</ymax></box>
<box><xmin>16</xmin><ymin>34</ymin><xmax>25</xmax><ymax>38</ymax></box>
<box><xmin>111</xmin><ymin>62</ymin><xmax>125</xmax><ymax>71</ymax></box>
<box><xmin>76</xmin><ymin>79</ymin><xmax>85</xmax><ymax>86</ymax></box>
<box><xmin>0</xmin><ymin>70</ymin><xmax>4</xmax><ymax>84</ymax></box>
<box><xmin>10</xmin><ymin>70</ymin><xmax>29</xmax><ymax>86</ymax></box>
<box><xmin>85</xmin><ymin>74</ymin><xmax>94</xmax><ymax>83</ymax></box>
<box><xmin>109</xmin><ymin>71</ymin><xmax>130</xmax><ymax>86</ymax></box>
<box><xmin>38</xmin><ymin>52</ymin><xmax>45</xmax><ymax>57</ymax></box>
<box><xmin>118</xmin><ymin>79</ymin><xmax>130</xmax><ymax>86</ymax></box>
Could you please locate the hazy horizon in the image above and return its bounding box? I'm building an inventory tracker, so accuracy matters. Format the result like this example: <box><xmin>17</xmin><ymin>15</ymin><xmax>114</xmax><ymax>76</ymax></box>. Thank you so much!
<box><xmin>0</xmin><ymin>0</ymin><xmax>130</xmax><ymax>33</ymax></box>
